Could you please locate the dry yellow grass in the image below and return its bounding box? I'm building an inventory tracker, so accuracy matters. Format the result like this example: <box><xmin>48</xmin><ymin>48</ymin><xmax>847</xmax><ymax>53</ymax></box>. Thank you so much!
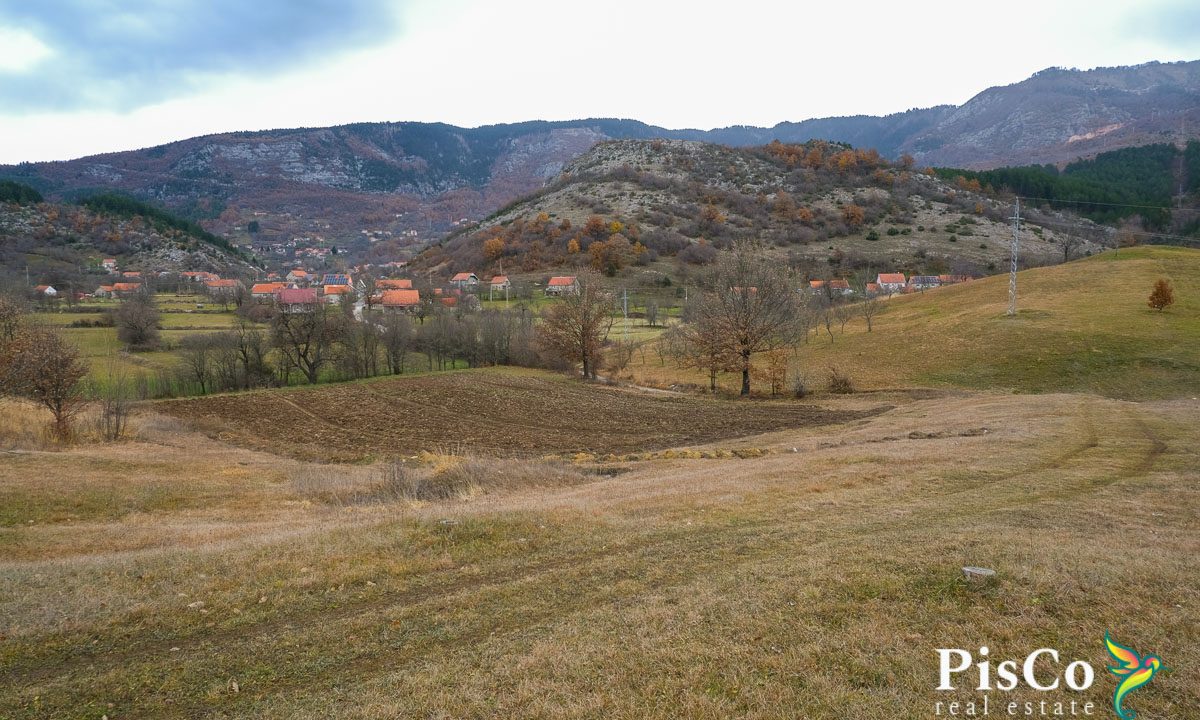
<box><xmin>1</xmin><ymin>389</ymin><xmax>1196</xmax><ymax>718</ymax></box>
<box><xmin>627</xmin><ymin>246</ymin><xmax>1200</xmax><ymax>400</ymax></box>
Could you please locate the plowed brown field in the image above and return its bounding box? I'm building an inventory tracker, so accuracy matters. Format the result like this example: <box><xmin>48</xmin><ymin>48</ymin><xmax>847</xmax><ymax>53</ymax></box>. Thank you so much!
<box><xmin>157</xmin><ymin>368</ymin><xmax>874</xmax><ymax>461</ymax></box>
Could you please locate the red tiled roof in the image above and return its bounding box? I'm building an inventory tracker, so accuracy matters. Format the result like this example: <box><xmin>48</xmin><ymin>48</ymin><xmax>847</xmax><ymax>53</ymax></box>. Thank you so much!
<box><xmin>877</xmin><ymin>273</ymin><xmax>906</xmax><ymax>284</ymax></box>
<box><xmin>112</xmin><ymin>282</ymin><xmax>141</xmax><ymax>292</ymax></box>
<box><xmin>829</xmin><ymin>279</ymin><xmax>851</xmax><ymax>290</ymax></box>
<box><xmin>809</xmin><ymin>280</ymin><xmax>826</xmax><ymax>288</ymax></box>
<box><xmin>547</xmin><ymin>276</ymin><xmax>577</xmax><ymax>286</ymax></box>
<box><xmin>251</xmin><ymin>282</ymin><xmax>286</xmax><ymax>294</ymax></box>
<box><xmin>490</xmin><ymin>275</ymin><xmax>509</xmax><ymax>284</ymax></box>
<box><xmin>450</xmin><ymin>272</ymin><xmax>476</xmax><ymax>282</ymax></box>
<box><xmin>377</xmin><ymin>278</ymin><xmax>413</xmax><ymax>290</ymax></box>
<box><xmin>381</xmin><ymin>289</ymin><xmax>420</xmax><ymax>307</ymax></box>
<box><xmin>205</xmin><ymin>279</ymin><xmax>239</xmax><ymax>288</ymax></box>
<box><xmin>323</xmin><ymin>284</ymin><xmax>351</xmax><ymax>295</ymax></box>
<box><xmin>440</xmin><ymin>296</ymin><xmax>458</xmax><ymax>307</ymax></box>
<box><xmin>276</xmin><ymin>288</ymin><xmax>318</xmax><ymax>305</ymax></box>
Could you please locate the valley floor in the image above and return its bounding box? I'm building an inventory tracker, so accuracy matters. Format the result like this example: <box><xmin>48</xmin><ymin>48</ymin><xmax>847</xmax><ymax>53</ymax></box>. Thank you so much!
<box><xmin>1</xmin><ymin>382</ymin><xmax>1196</xmax><ymax>718</ymax></box>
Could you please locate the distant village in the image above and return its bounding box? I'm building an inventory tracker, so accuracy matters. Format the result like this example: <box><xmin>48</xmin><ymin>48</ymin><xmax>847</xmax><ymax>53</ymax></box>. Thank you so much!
<box><xmin>26</xmin><ymin>253</ymin><xmax>972</xmax><ymax>312</ymax></box>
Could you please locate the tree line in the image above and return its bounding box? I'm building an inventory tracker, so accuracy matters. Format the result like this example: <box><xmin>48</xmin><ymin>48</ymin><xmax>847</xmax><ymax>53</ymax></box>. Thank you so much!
<box><xmin>936</xmin><ymin>141</ymin><xmax>1200</xmax><ymax>235</ymax></box>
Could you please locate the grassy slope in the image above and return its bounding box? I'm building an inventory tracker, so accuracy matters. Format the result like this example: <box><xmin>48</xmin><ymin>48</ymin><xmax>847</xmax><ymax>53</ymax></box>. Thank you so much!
<box><xmin>0</xmin><ymin>392</ymin><xmax>1195</xmax><ymax>718</ymax></box>
<box><xmin>629</xmin><ymin>246</ymin><xmax>1199</xmax><ymax>400</ymax></box>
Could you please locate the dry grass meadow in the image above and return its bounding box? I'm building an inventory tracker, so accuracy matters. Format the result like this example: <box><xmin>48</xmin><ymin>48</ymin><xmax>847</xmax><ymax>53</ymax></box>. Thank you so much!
<box><xmin>2</xmin><ymin>248</ymin><xmax>1198</xmax><ymax>719</ymax></box>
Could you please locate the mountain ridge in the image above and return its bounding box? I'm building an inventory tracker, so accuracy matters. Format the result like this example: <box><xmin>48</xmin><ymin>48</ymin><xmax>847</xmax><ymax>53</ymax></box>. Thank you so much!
<box><xmin>1</xmin><ymin>60</ymin><xmax>1195</xmax><ymax>262</ymax></box>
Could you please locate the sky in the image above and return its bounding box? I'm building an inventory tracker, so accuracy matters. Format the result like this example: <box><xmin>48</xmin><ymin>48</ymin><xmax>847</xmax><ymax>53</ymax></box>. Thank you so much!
<box><xmin>0</xmin><ymin>0</ymin><xmax>1197</xmax><ymax>164</ymax></box>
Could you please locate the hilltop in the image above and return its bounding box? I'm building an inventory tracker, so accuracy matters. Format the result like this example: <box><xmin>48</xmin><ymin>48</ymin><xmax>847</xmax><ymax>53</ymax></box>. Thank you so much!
<box><xmin>1</xmin><ymin>61</ymin><xmax>1194</xmax><ymax>264</ymax></box>
<box><xmin>418</xmin><ymin>139</ymin><xmax>1108</xmax><ymax>281</ymax></box>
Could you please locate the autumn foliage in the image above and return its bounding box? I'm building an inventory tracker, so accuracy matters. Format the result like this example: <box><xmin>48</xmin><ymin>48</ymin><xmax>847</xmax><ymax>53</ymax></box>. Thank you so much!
<box><xmin>1147</xmin><ymin>278</ymin><xmax>1174</xmax><ymax>312</ymax></box>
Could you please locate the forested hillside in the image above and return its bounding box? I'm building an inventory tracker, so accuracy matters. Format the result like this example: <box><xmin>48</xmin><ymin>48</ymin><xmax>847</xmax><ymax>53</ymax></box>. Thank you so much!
<box><xmin>0</xmin><ymin>182</ymin><xmax>255</xmax><ymax>290</ymax></box>
<box><xmin>937</xmin><ymin>141</ymin><xmax>1200</xmax><ymax>235</ymax></box>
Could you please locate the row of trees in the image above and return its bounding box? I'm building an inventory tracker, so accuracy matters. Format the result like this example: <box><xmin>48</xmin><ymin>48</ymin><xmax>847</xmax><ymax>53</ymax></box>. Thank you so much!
<box><xmin>171</xmin><ymin>299</ymin><xmax>553</xmax><ymax>395</ymax></box>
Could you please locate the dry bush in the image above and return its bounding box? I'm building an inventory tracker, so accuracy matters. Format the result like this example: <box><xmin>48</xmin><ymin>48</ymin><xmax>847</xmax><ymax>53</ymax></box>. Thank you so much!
<box><xmin>791</xmin><ymin>371</ymin><xmax>810</xmax><ymax>399</ymax></box>
<box><xmin>291</xmin><ymin>455</ymin><xmax>589</xmax><ymax>505</ymax></box>
<box><xmin>827</xmin><ymin>366</ymin><xmax>856</xmax><ymax>394</ymax></box>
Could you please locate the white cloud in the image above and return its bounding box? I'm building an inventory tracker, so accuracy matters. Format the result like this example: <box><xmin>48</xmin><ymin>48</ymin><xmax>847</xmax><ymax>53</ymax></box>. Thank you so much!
<box><xmin>0</xmin><ymin>26</ymin><xmax>54</xmax><ymax>73</ymax></box>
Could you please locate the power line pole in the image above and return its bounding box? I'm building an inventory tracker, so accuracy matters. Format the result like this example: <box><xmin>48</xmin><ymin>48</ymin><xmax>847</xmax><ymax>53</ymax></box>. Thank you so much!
<box><xmin>1008</xmin><ymin>197</ymin><xmax>1020</xmax><ymax>317</ymax></box>
<box><xmin>622</xmin><ymin>287</ymin><xmax>629</xmax><ymax>341</ymax></box>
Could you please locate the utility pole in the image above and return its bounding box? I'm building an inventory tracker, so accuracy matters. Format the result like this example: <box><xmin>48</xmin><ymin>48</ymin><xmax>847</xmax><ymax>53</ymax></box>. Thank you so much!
<box><xmin>1008</xmin><ymin>197</ymin><xmax>1020</xmax><ymax>317</ymax></box>
<box><xmin>622</xmin><ymin>287</ymin><xmax>629</xmax><ymax>341</ymax></box>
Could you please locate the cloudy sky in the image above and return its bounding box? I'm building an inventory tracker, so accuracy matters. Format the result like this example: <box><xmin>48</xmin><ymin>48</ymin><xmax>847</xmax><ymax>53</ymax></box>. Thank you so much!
<box><xmin>0</xmin><ymin>0</ymin><xmax>1197</xmax><ymax>164</ymax></box>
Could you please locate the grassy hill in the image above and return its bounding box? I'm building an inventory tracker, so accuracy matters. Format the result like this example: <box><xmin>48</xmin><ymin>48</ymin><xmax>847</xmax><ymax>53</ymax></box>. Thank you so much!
<box><xmin>629</xmin><ymin>246</ymin><xmax>1199</xmax><ymax>400</ymax></box>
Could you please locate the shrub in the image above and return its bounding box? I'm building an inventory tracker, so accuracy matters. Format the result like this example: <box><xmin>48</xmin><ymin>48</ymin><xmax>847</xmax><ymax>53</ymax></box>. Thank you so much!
<box><xmin>1148</xmin><ymin>278</ymin><xmax>1175</xmax><ymax>312</ymax></box>
<box><xmin>792</xmin><ymin>373</ymin><xmax>809</xmax><ymax>399</ymax></box>
<box><xmin>827</xmin><ymin>367</ymin><xmax>855</xmax><ymax>394</ymax></box>
<box><xmin>865</xmin><ymin>229</ymin><xmax>880</xmax><ymax>241</ymax></box>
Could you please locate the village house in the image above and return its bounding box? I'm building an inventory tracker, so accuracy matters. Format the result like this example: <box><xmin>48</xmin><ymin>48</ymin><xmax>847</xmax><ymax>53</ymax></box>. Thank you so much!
<box><xmin>204</xmin><ymin>279</ymin><xmax>242</xmax><ymax>298</ymax></box>
<box><xmin>101</xmin><ymin>258</ymin><xmax>118</xmax><ymax>272</ymax></box>
<box><xmin>865</xmin><ymin>282</ymin><xmax>881</xmax><ymax>296</ymax></box>
<box><xmin>34</xmin><ymin>284</ymin><xmax>58</xmax><ymax>297</ymax></box>
<box><xmin>449</xmin><ymin>272</ymin><xmax>479</xmax><ymax>290</ymax></box>
<box><xmin>809</xmin><ymin>279</ymin><xmax>854</xmax><ymax>296</ymax></box>
<box><xmin>376</xmin><ymin>278</ymin><xmax>413</xmax><ymax>290</ymax></box>
<box><xmin>322</xmin><ymin>284</ymin><xmax>353</xmax><ymax>304</ymax></box>
<box><xmin>121</xmin><ymin>271</ymin><xmax>142</xmax><ymax>279</ymax></box>
<box><xmin>286</xmin><ymin>269</ymin><xmax>311</xmax><ymax>285</ymax></box>
<box><xmin>380</xmin><ymin>289</ymin><xmax>420</xmax><ymax>313</ymax></box>
<box><xmin>321</xmin><ymin>273</ymin><xmax>353</xmax><ymax>287</ymax></box>
<box><xmin>111</xmin><ymin>282</ymin><xmax>143</xmax><ymax>297</ymax></box>
<box><xmin>94</xmin><ymin>284</ymin><xmax>115</xmax><ymax>298</ymax></box>
<box><xmin>908</xmin><ymin>275</ymin><xmax>941</xmax><ymax>290</ymax></box>
<box><xmin>250</xmin><ymin>282</ymin><xmax>288</xmax><ymax>301</ymax></box>
<box><xmin>182</xmin><ymin>271</ymin><xmax>219</xmax><ymax>283</ymax></box>
<box><xmin>545</xmin><ymin>276</ymin><xmax>579</xmax><ymax>296</ymax></box>
<box><xmin>276</xmin><ymin>287</ymin><xmax>320</xmax><ymax>314</ymax></box>
<box><xmin>875</xmin><ymin>273</ymin><xmax>907</xmax><ymax>294</ymax></box>
<box><xmin>489</xmin><ymin>275</ymin><xmax>511</xmax><ymax>301</ymax></box>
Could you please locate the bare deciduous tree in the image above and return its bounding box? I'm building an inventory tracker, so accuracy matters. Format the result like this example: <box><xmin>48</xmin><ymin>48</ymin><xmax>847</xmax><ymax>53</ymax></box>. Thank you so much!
<box><xmin>271</xmin><ymin>303</ymin><xmax>343</xmax><ymax>384</ymax></box>
<box><xmin>682</xmin><ymin>242</ymin><xmax>804</xmax><ymax>395</ymax></box>
<box><xmin>858</xmin><ymin>293</ymin><xmax>882</xmax><ymax>332</ymax></box>
<box><xmin>115</xmin><ymin>291</ymin><xmax>161</xmax><ymax>351</ymax></box>
<box><xmin>382</xmin><ymin>314</ymin><xmax>413</xmax><ymax>374</ymax></box>
<box><xmin>1058</xmin><ymin>233</ymin><xmax>1083</xmax><ymax>263</ymax></box>
<box><xmin>644</xmin><ymin>299</ymin><xmax>660</xmax><ymax>327</ymax></box>
<box><xmin>2</xmin><ymin>324</ymin><xmax>88</xmax><ymax>441</ymax></box>
<box><xmin>664</xmin><ymin>322</ymin><xmax>736</xmax><ymax>392</ymax></box>
<box><xmin>537</xmin><ymin>271</ymin><xmax>614</xmax><ymax>379</ymax></box>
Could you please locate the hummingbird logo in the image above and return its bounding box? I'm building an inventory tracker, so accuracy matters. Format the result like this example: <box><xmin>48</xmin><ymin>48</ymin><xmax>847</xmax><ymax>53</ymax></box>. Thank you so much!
<box><xmin>1105</xmin><ymin>632</ymin><xmax>1166</xmax><ymax>719</ymax></box>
